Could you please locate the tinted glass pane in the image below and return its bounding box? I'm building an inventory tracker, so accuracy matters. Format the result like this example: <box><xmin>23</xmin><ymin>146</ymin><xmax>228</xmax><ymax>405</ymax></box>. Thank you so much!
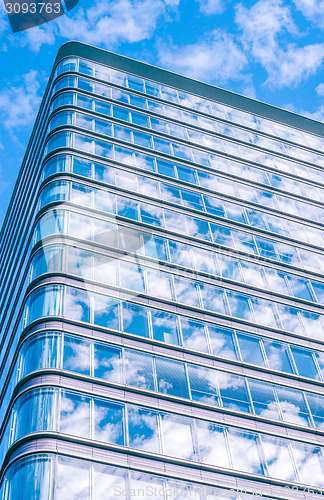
<box><xmin>122</xmin><ymin>302</ymin><xmax>150</xmax><ymax>338</ymax></box>
<box><xmin>237</xmin><ymin>333</ymin><xmax>266</xmax><ymax>367</ymax></box>
<box><xmin>94</xmin><ymin>343</ymin><xmax>122</xmax><ymax>382</ymax></box>
<box><xmin>248</xmin><ymin>380</ymin><xmax>280</xmax><ymax>420</ymax></box>
<box><xmin>188</xmin><ymin>365</ymin><xmax>219</xmax><ymax>405</ymax></box>
<box><xmin>208</xmin><ymin>325</ymin><xmax>237</xmax><ymax>359</ymax></box>
<box><xmin>263</xmin><ymin>340</ymin><xmax>294</xmax><ymax>374</ymax></box>
<box><xmin>57</xmin><ymin>456</ymin><xmax>90</xmax><ymax>500</ymax></box>
<box><xmin>124</xmin><ymin>350</ymin><xmax>155</xmax><ymax>391</ymax></box>
<box><xmin>306</xmin><ymin>393</ymin><xmax>324</xmax><ymax>429</ymax></box>
<box><xmin>63</xmin><ymin>335</ymin><xmax>91</xmax><ymax>376</ymax></box>
<box><xmin>196</xmin><ymin>421</ymin><xmax>230</xmax><ymax>468</ymax></box>
<box><xmin>291</xmin><ymin>345</ymin><xmax>320</xmax><ymax>379</ymax></box>
<box><xmin>93</xmin><ymin>296</ymin><xmax>120</xmax><ymax>330</ymax></box>
<box><xmin>93</xmin><ymin>399</ymin><xmax>124</xmax><ymax>445</ymax></box>
<box><xmin>218</xmin><ymin>373</ymin><xmax>252</xmax><ymax>413</ymax></box>
<box><xmin>161</xmin><ymin>413</ymin><xmax>195</xmax><ymax>460</ymax></box>
<box><xmin>181</xmin><ymin>317</ymin><xmax>208</xmax><ymax>352</ymax></box>
<box><xmin>156</xmin><ymin>357</ymin><xmax>189</xmax><ymax>398</ymax></box>
<box><xmin>65</xmin><ymin>287</ymin><xmax>90</xmax><ymax>323</ymax></box>
<box><xmin>151</xmin><ymin>309</ymin><xmax>180</xmax><ymax>345</ymax></box>
<box><xmin>60</xmin><ymin>392</ymin><xmax>90</xmax><ymax>438</ymax></box>
<box><xmin>127</xmin><ymin>406</ymin><xmax>160</xmax><ymax>453</ymax></box>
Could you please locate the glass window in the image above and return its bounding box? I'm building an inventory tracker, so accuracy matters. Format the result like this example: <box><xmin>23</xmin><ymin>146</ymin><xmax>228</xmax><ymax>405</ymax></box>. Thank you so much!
<box><xmin>176</xmin><ymin>165</ymin><xmax>197</xmax><ymax>184</ymax></box>
<box><xmin>94</xmin><ymin>343</ymin><xmax>122</xmax><ymax>382</ymax></box>
<box><xmin>120</xmin><ymin>262</ymin><xmax>145</xmax><ymax>293</ymax></box>
<box><xmin>290</xmin><ymin>345</ymin><xmax>319</xmax><ymax>379</ymax></box>
<box><xmin>113</xmin><ymin>105</ymin><xmax>129</xmax><ymax>122</ymax></box>
<box><xmin>151</xmin><ymin>309</ymin><xmax>180</xmax><ymax>345</ymax></box>
<box><xmin>196</xmin><ymin>421</ymin><xmax>230</xmax><ymax>468</ymax></box>
<box><xmin>8</xmin><ymin>456</ymin><xmax>54</xmax><ymax>500</ymax></box>
<box><xmin>208</xmin><ymin>325</ymin><xmax>237</xmax><ymax>359</ymax></box>
<box><xmin>276</xmin><ymin>386</ymin><xmax>311</xmax><ymax>427</ymax></box>
<box><xmin>174</xmin><ymin>277</ymin><xmax>200</xmax><ymax>307</ymax></box>
<box><xmin>156</xmin><ymin>159</ymin><xmax>176</xmax><ymax>178</ymax></box>
<box><xmin>60</xmin><ymin>391</ymin><xmax>90</xmax><ymax>438</ymax></box>
<box><xmin>95</xmin><ymin>100</ymin><xmax>111</xmax><ymax>116</ymax></box>
<box><xmin>248</xmin><ymin>380</ymin><xmax>280</xmax><ymax>421</ymax></box>
<box><xmin>180</xmin><ymin>317</ymin><xmax>208</xmax><ymax>352</ymax></box>
<box><xmin>57</xmin><ymin>456</ymin><xmax>90</xmax><ymax>500</ymax></box>
<box><xmin>263</xmin><ymin>339</ymin><xmax>294</xmax><ymax>374</ymax></box>
<box><xmin>237</xmin><ymin>333</ymin><xmax>266</xmax><ymax>367</ymax></box>
<box><xmin>67</xmin><ymin>247</ymin><xmax>93</xmax><ymax>280</ymax></box>
<box><xmin>40</xmin><ymin>181</ymin><xmax>68</xmax><ymax>207</ymax></box>
<box><xmin>188</xmin><ymin>365</ymin><xmax>219</xmax><ymax>405</ymax></box>
<box><xmin>22</xmin><ymin>333</ymin><xmax>59</xmax><ymax>377</ymax></box>
<box><xmin>131</xmin><ymin>111</ymin><xmax>149</xmax><ymax>127</ymax></box>
<box><xmin>31</xmin><ymin>245</ymin><xmax>63</xmax><ymax>280</ymax></box>
<box><xmin>71</xmin><ymin>182</ymin><xmax>91</xmax><ymax>207</ymax></box>
<box><xmin>69</xmin><ymin>212</ymin><xmax>92</xmax><ymax>241</ymax></box>
<box><xmin>306</xmin><ymin>393</ymin><xmax>324</xmax><ymax>430</ymax></box>
<box><xmin>156</xmin><ymin>357</ymin><xmax>189</xmax><ymax>398</ymax></box>
<box><xmin>161</xmin><ymin>413</ymin><xmax>195</xmax><ymax>460</ymax></box>
<box><xmin>127</xmin><ymin>406</ymin><xmax>161</xmax><ymax>453</ymax></box>
<box><xmin>93</xmin><ymin>256</ymin><xmax>118</xmax><ymax>286</ymax></box>
<box><xmin>93</xmin><ymin>295</ymin><xmax>120</xmax><ymax>330</ymax></box>
<box><xmin>133</xmin><ymin>130</ymin><xmax>151</xmax><ymax>149</ymax></box>
<box><xmin>122</xmin><ymin>302</ymin><xmax>150</xmax><ymax>338</ymax></box>
<box><xmin>28</xmin><ymin>285</ymin><xmax>62</xmax><ymax>323</ymax></box>
<box><xmin>76</xmin><ymin>93</ymin><xmax>93</xmax><ymax>110</ymax></box>
<box><xmin>93</xmin><ymin>399</ymin><xmax>124</xmax><ymax>445</ymax></box>
<box><xmin>124</xmin><ymin>350</ymin><xmax>155</xmax><ymax>391</ymax></box>
<box><xmin>117</xmin><ymin>196</ymin><xmax>139</xmax><ymax>220</ymax></box>
<box><xmin>291</xmin><ymin>442</ymin><xmax>324</xmax><ymax>487</ymax></box>
<box><xmin>79</xmin><ymin>60</ymin><xmax>94</xmax><ymax>76</ymax></box>
<box><xmin>147</xmin><ymin>269</ymin><xmax>173</xmax><ymax>300</ymax></box>
<box><xmin>15</xmin><ymin>389</ymin><xmax>56</xmax><ymax>440</ymax></box>
<box><xmin>36</xmin><ymin>210</ymin><xmax>65</xmax><ymax>241</ymax></box>
<box><xmin>93</xmin><ymin>464</ymin><xmax>126</xmax><ymax>500</ymax></box>
<box><xmin>189</xmin><ymin>218</ymin><xmax>212</xmax><ymax>241</ymax></box>
<box><xmin>63</xmin><ymin>335</ymin><xmax>91</xmax><ymax>376</ymax></box>
<box><xmin>93</xmin><ymin>218</ymin><xmax>117</xmax><ymax>245</ymax></box>
<box><xmin>65</xmin><ymin>287</ymin><xmax>90</xmax><ymax>323</ymax></box>
<box><xmin>218</xmin><ymin>372</ymin><xmax>252</xmax><ymax>413</ymax></box>
<box><xmin>227</xmin><ymin>291</ymin><xmax>253</xmax><ymax>322</ymax></box>
<box><xmin>43</xmin><ymin>155</ymin><xmax>69</xmax><ymax>178</ymax></box>
<box><xmin>72</xmin><ymin>156</ymin><xmax>92</xmax><ymax>178</ymax></box>
<box><xmin>228</xmin><ymin>429</ymin><xmax>265</xmax><ymax>475</ymax></box>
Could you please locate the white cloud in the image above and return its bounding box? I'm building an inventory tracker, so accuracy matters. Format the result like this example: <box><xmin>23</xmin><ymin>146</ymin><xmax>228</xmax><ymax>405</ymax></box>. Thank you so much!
<box><xmin>56</xmin><ymin>0</ymin><xmax>179</xmax><ymax>48</ymax></box>
<box><xmin>157</xmin><ymin>29</ymin><xmax>247</xmax><ymax>84</ymax></box>
<box><xmin>0</xmin><ymin>70</ymin><xmax>42</xmax><ymax>131</ymax></box>
<box><xmin>235</xmin><ymin>0</ymin><xmax>324</xmax><ymax>87</ymax></box>
<box><xmin>23</xmin><ymin>25</ymin><xmax>56</xmax><ymax>52</ymax></box>
<box><xmin>197</xmin><ymin>0</ymin><xmax>226</xmax><ymax>15</ymax></box>
<box><xmin>316</xmin><ymin>82</ymin><xmax>324</xmax><ymax>96</ymax></box>
<box><xmin>293</xmin><ymin>0</ymin><xmax>324</xmax><ymax>26</ymax></box>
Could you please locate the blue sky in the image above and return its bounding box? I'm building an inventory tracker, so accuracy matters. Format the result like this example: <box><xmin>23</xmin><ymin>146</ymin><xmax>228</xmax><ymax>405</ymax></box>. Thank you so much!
<box><xmin>1</xmin><ymin>0</ymin><xmax>324</xmax><ymax>226</ymax></box>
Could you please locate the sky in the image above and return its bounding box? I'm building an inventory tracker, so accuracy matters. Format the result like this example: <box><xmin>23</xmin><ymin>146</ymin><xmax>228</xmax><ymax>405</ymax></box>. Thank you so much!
<box><xmin>1</xmin><ymin>0</ymin><xmax>324</xmax><ymax>227</ymax></box>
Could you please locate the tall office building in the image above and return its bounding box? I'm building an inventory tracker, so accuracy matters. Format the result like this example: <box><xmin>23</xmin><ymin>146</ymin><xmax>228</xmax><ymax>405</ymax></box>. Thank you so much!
<box><xmin>0</xmin><ymin>41</ymin><xmax>324</xmax><ymax>499</ymax></box>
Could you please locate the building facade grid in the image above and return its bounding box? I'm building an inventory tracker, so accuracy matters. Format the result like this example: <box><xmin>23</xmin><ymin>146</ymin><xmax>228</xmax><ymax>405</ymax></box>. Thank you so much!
<box><xmin>0</xmin><ymin>42</ymin><xmax>324</xmax><ymax>499</ymax></box>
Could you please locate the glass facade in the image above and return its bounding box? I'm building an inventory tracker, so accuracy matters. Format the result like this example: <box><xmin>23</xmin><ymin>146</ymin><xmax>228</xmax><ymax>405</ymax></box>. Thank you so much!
<box><xmin>0</xmin><ymin>42</ymin><xmax>324</xmax><ymax>499</ymax></box>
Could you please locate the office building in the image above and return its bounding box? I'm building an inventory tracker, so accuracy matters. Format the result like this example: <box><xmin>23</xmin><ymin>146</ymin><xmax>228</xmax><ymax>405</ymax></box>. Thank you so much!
<box><xmin>0</xmin><ymin>41</ymin><xmax>324</xmax><ymax>499</ymax></box>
